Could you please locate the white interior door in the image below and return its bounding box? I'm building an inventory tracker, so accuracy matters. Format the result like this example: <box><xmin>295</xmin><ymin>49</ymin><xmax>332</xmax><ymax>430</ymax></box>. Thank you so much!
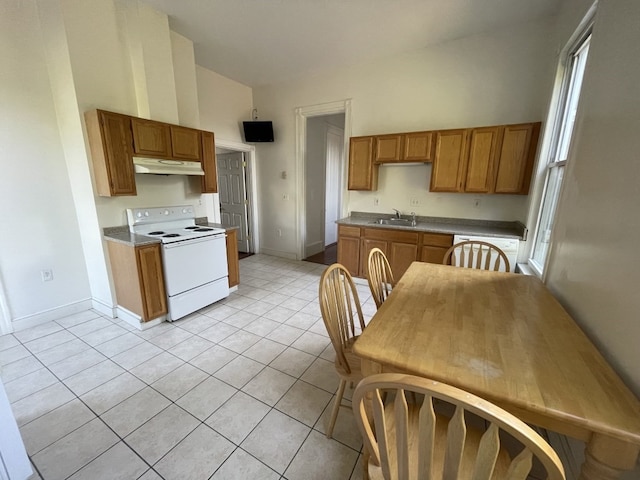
<box><xmin>325</xmin><ymin>125</ymin><xmax>344</xmax><ymax>246</ymax></box>
<box><xmin>218</xmin><ymin>152</ymin><xmax>250</xmax><ymax>252</ymax></box>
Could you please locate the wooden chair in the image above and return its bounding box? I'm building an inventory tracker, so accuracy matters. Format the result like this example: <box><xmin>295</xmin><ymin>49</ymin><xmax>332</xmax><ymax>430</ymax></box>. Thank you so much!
<box><xmin>367</xmin><ymin>248</ymin><xmax>396</xmax><ymax>309</ymax></box>
<box><xmin>443</xmin><ymin>240</ymin><xmax>510</xmax><ymax>272</ymax></box>
<box><xmin>352</xmin><ymin>373</ymin><xmax>565</xmax><ymax>480</ymax></box>
<box><xmin>319</xmin><ymin>263</ymin><xmax>367</xmax><ymax>438</ymax></box>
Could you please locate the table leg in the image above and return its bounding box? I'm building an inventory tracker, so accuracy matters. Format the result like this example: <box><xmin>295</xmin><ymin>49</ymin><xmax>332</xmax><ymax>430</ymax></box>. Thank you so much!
<box><xmin>579</xmin><ymin>434</ymin><xmax>639</xmax><ymax>480</ymax></box>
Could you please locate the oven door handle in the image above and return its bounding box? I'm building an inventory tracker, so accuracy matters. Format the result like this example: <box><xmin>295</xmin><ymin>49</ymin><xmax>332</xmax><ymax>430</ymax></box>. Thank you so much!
<box><xmin>163</xmin><ymin>234</ymin><xmax>226</xmax><ymax>249</ymax></box>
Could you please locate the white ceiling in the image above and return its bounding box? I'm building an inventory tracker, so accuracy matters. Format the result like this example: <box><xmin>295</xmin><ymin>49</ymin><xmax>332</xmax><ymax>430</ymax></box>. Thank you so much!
<box><xmin>138</xmin><ymin>0</ymin><xmax>562</xmax><ymax>88</ymax></box>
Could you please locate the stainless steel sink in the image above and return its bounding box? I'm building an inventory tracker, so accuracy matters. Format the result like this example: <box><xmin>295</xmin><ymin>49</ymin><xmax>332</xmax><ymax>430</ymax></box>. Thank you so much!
<box><xmin>370</xmin><ymin>218</ymin><xmax>413</xmax><ymax>226</ymax></box>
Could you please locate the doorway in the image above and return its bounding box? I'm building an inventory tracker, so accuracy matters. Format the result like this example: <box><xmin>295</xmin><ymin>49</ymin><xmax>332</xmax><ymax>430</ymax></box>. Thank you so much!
<box><xmin>295</xmin><ymin>100</ymin><xmax>352</xmax><ymax>263</ymax></box>
<box><xmin>214</xmin><ymin>139</ymin><xmax>258</xmax><ymax>256</ymax></box>
<box><xmin>302</xmin><ymin>116</ymin><xmax>344</xmax><ymax>264</ymax></box>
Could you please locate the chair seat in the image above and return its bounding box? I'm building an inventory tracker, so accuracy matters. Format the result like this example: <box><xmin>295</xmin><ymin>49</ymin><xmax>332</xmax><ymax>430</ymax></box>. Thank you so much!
<box><xmin>367</xmin><ymin>402</ymin><xmax>511</xmax><ymax>480</ymax></box>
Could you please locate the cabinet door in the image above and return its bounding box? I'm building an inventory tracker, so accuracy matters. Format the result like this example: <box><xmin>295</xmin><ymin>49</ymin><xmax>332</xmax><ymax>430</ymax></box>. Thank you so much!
<box><xmin>136</xmin><ymin>244</ymin><xmax>167</xmax><ymax>321</ymax></box>
<box><xmin>337</xmin><ymin>235</ymin><xmax>361</xmax><ymax>277</ymax></box>
<box><xmin>201</xmin><ymin>131</ymin><xmax>218</xmax><ymax>193</ymax></box>
<box><xmin>464</xmin><ymin>127</ymin><xmax>500</xmax><ymax>193</ymax></box>
<box><xmin>430</xmin><ymin>129</ymin><xmax>468</xmax><ymax>192</ymax></box>
<box><xmin>348</xmin><ymin>136</ymin><xmax>378</xmax><ymax>190</ymax></box>
<box><xmin>131</xmin><ymin>118</ymin><xmax>171</xmax><ymax>157</ymax></box>
<box><xmin>360</xmin><ymin>239</ymin><xmax>388</xmax><ymax>279</ymax></box>
<box><xmin>420</xmin><ymin>246</ymin><xmax>450</xmax><ymax>264</ymax></box>
<box><xmin>90</xmin><ymin>110</ymin><xmax>136</xmax><ymax>196</ymax></box>
<box><xmin>226</xmin><ymin>229</ymin><xmax>240</xmax><ymax>287</ymax></box>
<box><xmin>171</xmin><ymin>126</ymin><xmax>201</xmax><ymax>160</ymax></box>
<box><xmin>404</xmin><ymin>131</ymin><xmax>434</xmax><ymax>162</ymax></box>
<box><xmin>494</xmin><ymin>123</ymin><xmax>540</xmax><ymax>194</ymax></box>
<box><xmin>374</xmin><ymin>134</ymin><xmax>403</xmax><ymax>162</ymax></box>
<box><xmin>389</xmin><ymin>242</ymin><xmax>418</xmax><ymax>279</ymax></box>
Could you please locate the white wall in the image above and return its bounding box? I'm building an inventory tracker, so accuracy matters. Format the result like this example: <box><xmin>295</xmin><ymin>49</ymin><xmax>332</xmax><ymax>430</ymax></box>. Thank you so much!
<box><xmin>0</xmin><ymin>0</ymin><xmax>92</xmax><ymax>329</ymax></box>
<box><xmin>253</xmin><ymin>18</ymin><xmax>556</xmax><ymax>257</ymax></box>
<box><xmin>0</xmin><ymin>0</ymin><xmax>254</xmax><ymax>332</ymax></box>
<box><xmin>196</xmin><ymin>66</ymin><xmax>253</xmax><ymax>143</ymax></box>
<box><xmin>543</xmin><ymin>0</ymin><xmax>640</xmax><ymax>395</ymax></box>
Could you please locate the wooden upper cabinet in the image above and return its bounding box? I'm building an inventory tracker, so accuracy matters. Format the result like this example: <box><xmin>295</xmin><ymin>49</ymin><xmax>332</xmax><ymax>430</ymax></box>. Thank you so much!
<box><xmin>348</xmin><ymin>136</ymin><xmax>378</xmax><ymax>190</ymax></box>
<box><xmin>494</xmin><ymin>123</ymin><xmax>540</xmax><ymax>194</ymax></box>
<box><xmin>170</xmin><ymin>126</ymin><xmax>202</xmax><ymax>161</ymax></box>
<box><xmin>403</xmin><ymin>131</ymin><xmax>434</xmax><ymax>162</ymax></box>
<box><xmin>131</xmin><ymin>118</ymin><xmax>171</xmax><ymax>157</ymax></box>
<box><xmin>430</xmin><ymin>129</ymin><xmax>468</xmax><ymax>192</ymax></box>
<box><xmin>374</xmin><ymin>134</ymin><xmax>403</xmax><ymax>162</ymax></box>
<box><xmin>374</xmin><ymin>131</ymin><xmax>434</xmax><ymax>163</ymax></box>
<box><xmin>201</xmin><ymin>131</ymin><xmax>218</xmax><ymax>193</ymax></box>
<box><xmin>464</xmin><ymin>127</ymin><xmax>500</xmax><ymax>193</ymax></box>
<box><xmin>85</xmin><ymin>110</ymin><xmax>136</xmax><ymax>196</ymax></box>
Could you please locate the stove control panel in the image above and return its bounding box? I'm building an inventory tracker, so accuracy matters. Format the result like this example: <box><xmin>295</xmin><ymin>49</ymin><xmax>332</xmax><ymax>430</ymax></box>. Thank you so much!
<box><xmin>127</xmin><ymin>205</ymin><xmax>195</xmax><ymax>226</ymax></box>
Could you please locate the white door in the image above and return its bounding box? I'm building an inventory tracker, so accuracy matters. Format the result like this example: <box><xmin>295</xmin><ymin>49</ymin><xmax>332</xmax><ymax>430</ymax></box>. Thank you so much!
<box><xmin>218</xmin><ymin>152</ymin><xmax>250</xmax><ymax>252</ymax></box>
<box><xmin>325</xmin><ymin>125</ymin><xmax>344</xmax><ymax>246</ymax></box>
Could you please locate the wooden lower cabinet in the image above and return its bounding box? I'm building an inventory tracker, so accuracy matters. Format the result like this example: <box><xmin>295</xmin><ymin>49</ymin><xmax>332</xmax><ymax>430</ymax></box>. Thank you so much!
<box><xmin>337</xmin><ymin>226</ymin><xmax>453</xmax><ymax>279</ymax></box>
<box><xmin>225</xmin><ymin>228</ymin><xmax>240</xmax><ymax>288</ymax></box>
<box><xmin>420</xmin><ymin>232</ymin><xmax>454</xmax><ymax>264</ymax></box>
<box><xmin>107</xmin><ymin>241</ymin><xmax>167</xmax><ymax>322</ymax></box>
<box><xmin>337</xmin><ymin>225</ymin><xmax>361</xmax><ymax>276</ymax></box>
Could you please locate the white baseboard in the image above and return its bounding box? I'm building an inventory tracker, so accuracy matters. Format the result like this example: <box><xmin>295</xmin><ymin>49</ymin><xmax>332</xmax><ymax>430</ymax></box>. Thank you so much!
<box><xmin>91</xmin><ymin>298</ymin><xmax>117</xmax><ymax>318</ymax></box>
<box><xmin>115</xmin><ymin>306</ymin><xmax>165</xmax><ymax>331</ymax></box>
<box><xmin>10</xmin><ymin>299</ymin><xmax>93</xmax><ymax>332</ymax></box>
<box><xmin>259</xmin><ymin>248</ymin><xmax>298</xmax><ymax>260</ymax></box>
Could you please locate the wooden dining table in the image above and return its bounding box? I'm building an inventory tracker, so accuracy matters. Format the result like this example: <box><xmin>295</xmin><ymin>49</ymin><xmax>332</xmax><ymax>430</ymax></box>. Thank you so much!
<box><xmin>353</xmin><ymin>262</ymin><xmax>640</xmax><ymax>480</ymax></box>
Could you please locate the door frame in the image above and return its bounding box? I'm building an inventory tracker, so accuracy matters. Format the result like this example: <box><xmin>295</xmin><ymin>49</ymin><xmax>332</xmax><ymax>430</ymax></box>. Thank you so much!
<box><xmin>214</xmin><ymin>139</ymin><xmax>259</xmax><ymax>254</ymax></box>
<box><xmin>0</xmin><ymin>271</ymin><xmax>12</xmax><ymax>335</ymax></box>
<box><xmin>295</xmin><ymin>99</ymin><xmax>352</xmax><ymax>260</ymax></box>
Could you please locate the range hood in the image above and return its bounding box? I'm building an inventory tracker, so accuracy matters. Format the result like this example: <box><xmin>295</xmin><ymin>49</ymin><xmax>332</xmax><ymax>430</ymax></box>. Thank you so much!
<box><xmin>133</xmin><ymin>157</ymin><xmax>205</xmax><ymax>176</ymax></box>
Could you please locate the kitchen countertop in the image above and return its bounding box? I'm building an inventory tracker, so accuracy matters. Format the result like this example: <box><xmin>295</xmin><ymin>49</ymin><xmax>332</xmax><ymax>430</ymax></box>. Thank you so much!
<box><xmin>103</xmin><ymin>221</ymin><xmax>239</xmax><ymax>247</ymax></box>
<box><xmin>338</xmin><ymin>212</ymin><xmax>527</xmax><ymax>240</ymax></box>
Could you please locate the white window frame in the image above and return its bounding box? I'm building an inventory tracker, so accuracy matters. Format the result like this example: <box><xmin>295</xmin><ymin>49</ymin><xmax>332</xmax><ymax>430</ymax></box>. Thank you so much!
<box><xmin>528</xmin><ymin>22</ymin><xmax>593</xmax><ymax>278</ymax></box>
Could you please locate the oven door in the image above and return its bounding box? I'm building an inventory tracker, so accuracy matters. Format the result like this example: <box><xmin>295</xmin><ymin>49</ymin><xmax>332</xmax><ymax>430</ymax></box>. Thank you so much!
<box><xmin>162</xmin><ymin>234</ymin><xmax>228</xmax><ymax>297</ymax></box>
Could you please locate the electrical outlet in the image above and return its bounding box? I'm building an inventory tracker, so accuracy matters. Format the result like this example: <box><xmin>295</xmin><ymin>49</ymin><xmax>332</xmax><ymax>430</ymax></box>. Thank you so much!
<box><xmin>473</xmin><ymin>198</ymin><xmax>481</xmax><ymax>208</ymax></box>
<box><xmin>41</xmin><ymin>269</ymin><xmax>53</xmax><ymax>282</ymax></box>
<box><xmin>374</xmin><ymin>198</ymin><xmax>379</xmax><ymax>206</ymax></box>
<box><xmin>277</xmin><ymin>228</ymin><xmax>282</xmax><ymax>237</ymax></box>
<box><xmin>283</xmin><ymin>194</ymin><xmax>289</xmax><ymax>200</ymax></box>
<box><xmin>410</xmin><ymin>198</ymin><xmax>419</xmax><ymax>207</ymax></box>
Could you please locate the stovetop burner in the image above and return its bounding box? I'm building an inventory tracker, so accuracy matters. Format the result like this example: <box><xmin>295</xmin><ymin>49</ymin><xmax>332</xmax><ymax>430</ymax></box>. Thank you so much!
<box><xmin>194</xmin><ymin>228</ymin><xmax>213</xmax><ymax>232</ymax></box>
<box><xmin>184</xmin><ymin>226</ymin><xmax>198</xmax><ymax>230</ymax></box>
<box><xmin>163</xmin><ymin>233</ymin><xmax>181</xmax><ymax>238</ymax></box>
<box><xmin>148</xmin><ymin>231</ymin><xmax>165</xmax><ymax>235</ymax></box>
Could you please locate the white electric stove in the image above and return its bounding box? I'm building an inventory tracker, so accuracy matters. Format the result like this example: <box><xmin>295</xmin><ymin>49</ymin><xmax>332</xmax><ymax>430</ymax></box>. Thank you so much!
<box><xmin>127</xmin><ymin>205</ymin><xmax>229</xmax><ymax>321</ymax></box>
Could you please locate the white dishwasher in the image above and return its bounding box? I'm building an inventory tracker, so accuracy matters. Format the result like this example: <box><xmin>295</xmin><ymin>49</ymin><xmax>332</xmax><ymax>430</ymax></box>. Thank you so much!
<box><xmin>452</xmin><ymin>235</ymin><xmax>519</xmax><ymax>272</ymax></box>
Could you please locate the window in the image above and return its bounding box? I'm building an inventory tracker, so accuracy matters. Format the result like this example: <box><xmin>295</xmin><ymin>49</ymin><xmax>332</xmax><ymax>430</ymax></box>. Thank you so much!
<box><xmin>529</xmin><ymin>30</ymin><xmax>591</xmax><ymax>276</ymax></box>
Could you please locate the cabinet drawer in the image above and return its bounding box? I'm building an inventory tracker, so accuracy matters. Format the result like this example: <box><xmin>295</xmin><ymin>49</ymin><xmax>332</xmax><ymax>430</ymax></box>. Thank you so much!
<box><xmin>338</xmin><ymin>225</ymin><xmax>361</xmax><ymax>237</ymax></box>
<box><xmin>421</xmin><ymin>233</ymin><xmax>453</xmax><ymax>247</ymax></box>
<box><xmin>363</xmin><ymin>228</ymin><xmax>419</xmax><ymax>244</ymax></box>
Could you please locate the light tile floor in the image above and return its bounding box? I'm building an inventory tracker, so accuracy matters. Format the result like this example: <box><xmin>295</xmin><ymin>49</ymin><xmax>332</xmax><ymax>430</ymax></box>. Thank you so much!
<box><xmin>0</xmin><ymin>254</ymin><xmax>379</xmax><ymax>480</ymax></box>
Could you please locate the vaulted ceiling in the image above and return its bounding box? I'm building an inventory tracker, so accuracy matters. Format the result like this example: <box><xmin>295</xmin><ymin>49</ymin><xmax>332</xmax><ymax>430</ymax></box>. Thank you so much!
<box><xmin>138</xmin><ymin>0</ymin><xmax>562</xmax><ymax>87</ymax></box>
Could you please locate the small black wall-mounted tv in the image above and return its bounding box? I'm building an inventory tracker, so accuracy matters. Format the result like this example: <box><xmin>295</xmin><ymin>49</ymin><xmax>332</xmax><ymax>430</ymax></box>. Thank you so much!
<box><xmin>243</xmin><ymin>121</ymin><xmax>274</xmax><ymax>142</ymax></box>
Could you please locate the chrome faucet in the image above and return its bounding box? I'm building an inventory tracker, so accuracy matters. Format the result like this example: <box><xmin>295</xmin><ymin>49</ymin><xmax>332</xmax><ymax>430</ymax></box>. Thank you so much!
<box><xmin>392</xmin><ymin>208</ymin><xmax>401</xmax><ymax>219</ymax></box>
<box><xmin>410</xmin><ymin>212</ymin><xmax>417</xmax><ymax>227</ymax></box>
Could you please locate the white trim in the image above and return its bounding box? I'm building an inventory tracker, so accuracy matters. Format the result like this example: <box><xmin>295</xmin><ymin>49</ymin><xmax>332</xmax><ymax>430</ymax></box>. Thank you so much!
<box><xmin>295</xmin><ymin>99</ymin><xmax>352</xmax><ymax>260</ymax></box>
<box><xmin>214</xmin><ymin>138</ymin><xmax>259</xmax><ymax>254</ymax></box>
<box><xmin>116</xmin><ymin>306</ymin><xmax>165</xmax><ymax>331</ymax></box>
<box><xmin>91</xmin><ymin>297</ymin><xmax>117</xmax><ymax>318</ymax></box>
<box><xmin>0</xmin><ymin>272</ymin><xmax>12</xmax><ymax>335</ymax></box>
<box><xmin>259</xmin><ymin>247</ymin><xmax>298</xmax><ymax>260</ymax></box>
<box><xmin>9</xmin><ymin>299</ymin><xmax>93</xmax><ymax>332</ymax></box>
